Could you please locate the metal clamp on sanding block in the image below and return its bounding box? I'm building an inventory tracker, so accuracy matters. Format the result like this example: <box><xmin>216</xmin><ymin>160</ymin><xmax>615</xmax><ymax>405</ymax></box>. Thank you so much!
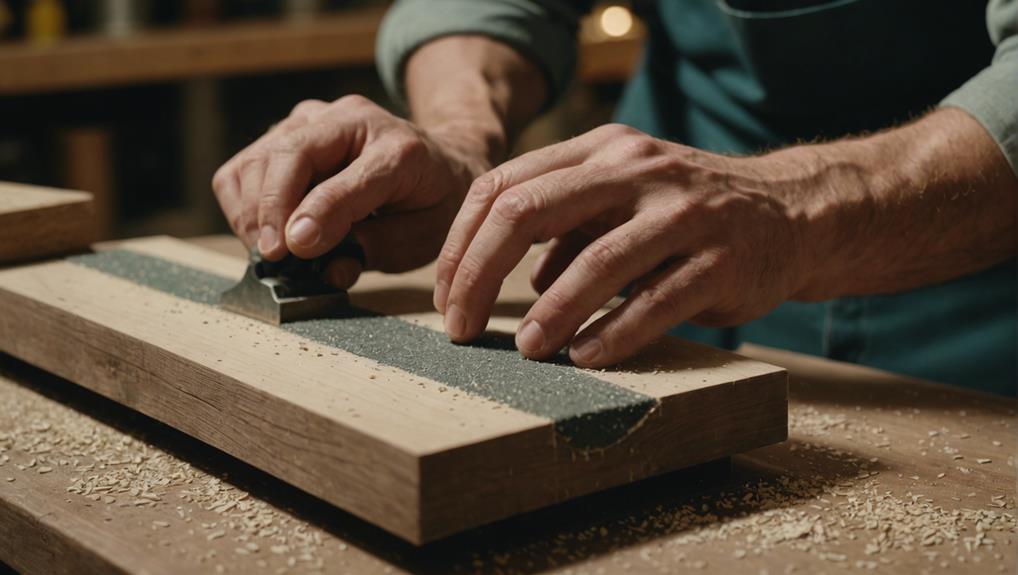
<box><xmin>220</xmin><ymin>236</ymin><xmax>365</xmax><ymax>325</ymax></box>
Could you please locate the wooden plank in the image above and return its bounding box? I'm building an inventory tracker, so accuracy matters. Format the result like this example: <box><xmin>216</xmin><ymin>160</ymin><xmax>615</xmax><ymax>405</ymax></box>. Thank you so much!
<box><xmin>0</xmin><ymin>342</ymin><xmax>1013</xmax><ymax>574</ymax></box>
<box><xmin>0</xmin><ymin>181</ymin><xmax>94</xmax><ymax>263</ymax></box>
<box><xmin>0</xmin><ymin>7</ymin><xmax>642</xmax><ymax>95</ymax></box>
<box><xmin>0</xmin><ymin>236</ymin><xmax>787</xmax><ymax>543</ymax></box>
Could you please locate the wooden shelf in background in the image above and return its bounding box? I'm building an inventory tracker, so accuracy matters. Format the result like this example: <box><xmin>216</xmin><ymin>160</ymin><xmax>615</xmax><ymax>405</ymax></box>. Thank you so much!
<box><xmin>0</xmin><ymin>7</ymin><xmax>642</xmax><ymax>95</ymax></box>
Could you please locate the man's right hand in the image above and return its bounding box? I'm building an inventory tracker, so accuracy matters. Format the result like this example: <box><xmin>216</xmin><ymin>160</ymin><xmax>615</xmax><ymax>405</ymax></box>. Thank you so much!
<box><xmin>212</xmin><ymin>94</ymin><xmax>482</xmax><ymax>288</ymax></box>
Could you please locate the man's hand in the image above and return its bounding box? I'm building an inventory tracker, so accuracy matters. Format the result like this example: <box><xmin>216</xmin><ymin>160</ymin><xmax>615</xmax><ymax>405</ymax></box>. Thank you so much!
<box><xmin>434</xmin><ymin>109</ymin><xmax>1017</xmax><ymax>368</ymax></box>
<box><xmin>212</xmin><ymin>34</ymin><xmax>546</xmax><ymax>289</ymax></box>
<box><xmin>434</xmin><ymin>123</ymin><xmax>809</xmax><ymax>367</ymax></box>
<box><xmin>212</xmin><ymin>95</ymin><xmax>481</xmax><ymax>288</ymax></box>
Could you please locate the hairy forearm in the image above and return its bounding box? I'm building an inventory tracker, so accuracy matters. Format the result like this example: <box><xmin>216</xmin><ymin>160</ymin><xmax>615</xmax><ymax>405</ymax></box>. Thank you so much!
<box><xmin>404</xmin><ymin>35</ymin><xmax>547</xmax><ymax>176</ymax></box>
<box><xmin>773</xmin><ymin>107</ymin><xmax>1017</xmax><ymax>299</ymax></box>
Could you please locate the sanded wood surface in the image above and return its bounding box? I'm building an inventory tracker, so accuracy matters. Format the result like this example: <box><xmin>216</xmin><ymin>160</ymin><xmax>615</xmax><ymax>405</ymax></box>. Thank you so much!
<box><xmin>0</xmin><ymin>339</ymin><xmax>1013</xmax><ymax>574</ymax></box>
<box><xmin>0</xmin><ymin>181</ymin><xmax>94</xmax><ymax>263</ymax></box>
<box><xmin>0</xmin><ymin>236</ymin><xmax>786</xmax><ymax>543</ymax></box>
<box><xmin>0</xmin><ymin>7</ymin><xmax>642</xmax><ymax>95</ymax></box>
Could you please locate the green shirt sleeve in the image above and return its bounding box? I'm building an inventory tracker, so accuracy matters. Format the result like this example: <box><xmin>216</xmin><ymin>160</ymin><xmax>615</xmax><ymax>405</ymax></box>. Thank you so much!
<box><xmin>940</xmin><ymin>0</ymin><xmax>1018</xmax><ymax>176</ymax></box>
<box><xmin>375</xmin><ymin>0</ymin><xmax>592</xmax><ymax>111</ymax></box>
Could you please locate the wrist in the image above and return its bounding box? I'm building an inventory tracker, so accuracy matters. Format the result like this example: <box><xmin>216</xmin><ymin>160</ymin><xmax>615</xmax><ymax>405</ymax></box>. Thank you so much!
<box><xmin>759</xmin><ymin>136</ymin><xmax>899</xmax><ymax>301</ymax></box>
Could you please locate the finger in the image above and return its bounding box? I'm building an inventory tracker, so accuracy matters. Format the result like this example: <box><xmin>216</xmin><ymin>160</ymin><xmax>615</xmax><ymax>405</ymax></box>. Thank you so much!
<box><xmin>256</xmin><ymin>147</ymin><xmax>312</xmax><ymax>261</ymax></box>
<box><xmin>215</xmin><ymin>108</ymin><xmax>319</xmax><ymax>246</ymax></box>
<box><xmin>568</xmin><ymin>254</ymin><xmax>718</xmax><ymax>368</ymax></box>
<box><xmin>516</xmin><ymin>218</ymin><xmax>678</xmax><ymax>359</ymax></box>
<box><xmin>434</xmin><ymin>137</ymin><xmax>599</xmax><ymax>314</ymax></box>
<box><xmin>284</xmin><ymin>146</ymin><xmax>401</xmax><ymax>258</ymax></box>
<box><xmin>212</xmin><ymin>167</ymin><xmax>244</xmax><ymax>239</ymax></box>
<box><xmin>237</xmin><ymin>157</ymin><xmax>268</xmax><ymax>247</ymax></box>
<box><xmin>253</xmin><ymin>100</ymin><xmax>332</xmax><ymax>260</ymax></box>
<box><xmin>530</xmin><ymin>231</ymin><xmax>592</xmax><ymax>294</ymax></box>
<box><xmin>443</xmin><ymin>164</ymin><xmax>623</xmax><ymax>343</ymax></box>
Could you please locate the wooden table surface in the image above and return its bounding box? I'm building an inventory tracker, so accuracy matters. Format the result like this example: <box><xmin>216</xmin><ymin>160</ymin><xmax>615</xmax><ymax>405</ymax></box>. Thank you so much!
<box><xmin>0</xmin><ymin>236</ymin><xmax>1014</xmax><ymax>574</ymax></box>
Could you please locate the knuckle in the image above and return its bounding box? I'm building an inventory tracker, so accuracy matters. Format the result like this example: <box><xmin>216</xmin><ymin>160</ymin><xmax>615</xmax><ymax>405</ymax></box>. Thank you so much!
<box><xmin>534</xmin><ymin>287</ymin><xmax>572</xmax><ymax>320</ymax></box>
<box><xmin>436</xmin><ymin>244</ymin><xmax>462</xmax><ymax>272</ymax></box>
<box><xmin>468</xmin><ymin>171</ymin><xmax>506</xmax><ymax>205</ymax></box>
<box><xmin>336</xmin><ymin>94</ymin><xmax>371</xmax><ymax>110</ymax></box>
<box><xmin>211</xmin><ymin>167</ymin><xmax>231</xmax><ymax>194</ymax></box>
<box><xmin>291</xmin><ymin>98</ymin><xmax>326</xmax><ymax>118</ymax></box>
<box><xmin>596</xmin><ymin>122</ymin><xmax>640</xmax><ymax>139</ymax></box>
<box><xmin>581</xmin><ymin>237</ymin><xmax>625</xmax><ymax>277</ymax></box>
<box><xmin>641</xmin><ymin>282</ymin><xmax>681</xmax><ymax>318</ymax></box>
<box><xmin>453</xmin><ymin>254</ymin><xmax>484</xmax><ymax>288</ymax></box>
<box><xmin>308</xmin><ymin>183</ymin><xmax>351</xmax><ymax>222</ymax></box>
<box><xmin>257</xmin><ymin>193</ymin><xmax>281</xmax><ymax>214</ymax></box>
<box><xmin>616</xmin><ymin>135</ymin><xmax>659</xmax><ymax>159</ymax></box>
<box><xmin>490</xmin><ymin>190</ymin><xmax>538</xmax><ymax>226</ymax></box>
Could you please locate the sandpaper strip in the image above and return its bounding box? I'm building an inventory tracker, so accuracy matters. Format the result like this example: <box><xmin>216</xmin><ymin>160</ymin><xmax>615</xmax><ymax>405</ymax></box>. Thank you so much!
<box><xmin>68</xmin><ymin>250</ymin><xmax>658</xmax><ymax>449</ymax></box>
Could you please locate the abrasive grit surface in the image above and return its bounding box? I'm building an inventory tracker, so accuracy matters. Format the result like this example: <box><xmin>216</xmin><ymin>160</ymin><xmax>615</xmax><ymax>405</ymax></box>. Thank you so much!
<box><xmin>68</xmin><ymin>250</ymin><xmax>657</xmax><ymax>449</ymax></box>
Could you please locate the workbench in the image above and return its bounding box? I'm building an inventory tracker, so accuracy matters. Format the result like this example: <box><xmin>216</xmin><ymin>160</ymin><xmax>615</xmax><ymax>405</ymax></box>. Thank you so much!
<box><xmin>0</xmin><ymin>236</ymin><xmax>1014</xmax><ymax>574</ymax></box>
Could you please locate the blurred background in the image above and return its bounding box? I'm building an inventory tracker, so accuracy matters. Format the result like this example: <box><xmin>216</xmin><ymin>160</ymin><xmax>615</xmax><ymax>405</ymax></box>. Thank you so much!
<box><xmin>0</xmin><ymin>0</ymin><xmax>644</xmax><ymax>240</ymax></box>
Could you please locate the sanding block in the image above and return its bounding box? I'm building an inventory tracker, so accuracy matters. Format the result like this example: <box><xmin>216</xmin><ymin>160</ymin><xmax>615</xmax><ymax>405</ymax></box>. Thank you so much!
<box><xmin>220</xmin><ymin>237</ymin><xmax>364</xmax><ymax>325</ymax></box>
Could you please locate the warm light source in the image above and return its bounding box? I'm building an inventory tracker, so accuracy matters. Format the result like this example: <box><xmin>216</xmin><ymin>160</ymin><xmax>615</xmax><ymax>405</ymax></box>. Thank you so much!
<box><xmin>599</xmin><ymin>5</ymin><xmax>633</xmax><ymax>38</ymax></box>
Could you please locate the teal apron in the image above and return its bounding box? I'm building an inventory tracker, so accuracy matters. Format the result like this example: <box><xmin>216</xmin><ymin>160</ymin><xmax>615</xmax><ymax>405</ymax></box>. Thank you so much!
<box><xmin>615</xmin><ymin>0</ymin><xmax>1016</xmax><ymax>395</ymax></box>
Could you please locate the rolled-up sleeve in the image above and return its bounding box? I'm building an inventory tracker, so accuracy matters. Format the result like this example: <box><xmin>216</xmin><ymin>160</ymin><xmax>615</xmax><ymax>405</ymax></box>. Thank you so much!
<box><xmin>940</xmin><ymin>0</ymin><xmax>1018</xmax><ymax>176</ymax></box>
<box><xmin>376</xmin><ymin>0</ymin><xmax>589</xmax><ymax>110</ymax></box>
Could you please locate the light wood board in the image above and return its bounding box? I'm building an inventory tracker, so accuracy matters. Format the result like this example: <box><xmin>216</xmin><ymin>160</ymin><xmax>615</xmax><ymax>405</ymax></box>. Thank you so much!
<box><xmin>0</xmin><ymin>236</ymin><xmax>787</xmax><ymax>543</ymax></box>
<box><xmin>0</xmin><ymin>181</ymin><xmax>94</xmax><ymax>263</ymax></box>
<box><xmin>0</xmin><ymin>345</ymin><xmax>1013</xmax><ymax>575</ymax></box>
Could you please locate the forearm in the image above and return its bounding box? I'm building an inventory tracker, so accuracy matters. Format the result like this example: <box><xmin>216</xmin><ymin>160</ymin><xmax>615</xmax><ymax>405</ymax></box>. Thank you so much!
<box><xmin>405</xmin><ymin>36</ymin><xmax>547</xmax><ymax>177</ymax></box>
<box><xmin>780</xmin><ymin>107</ymin><xmax>1017</xmax><ymax>299</ymax></box>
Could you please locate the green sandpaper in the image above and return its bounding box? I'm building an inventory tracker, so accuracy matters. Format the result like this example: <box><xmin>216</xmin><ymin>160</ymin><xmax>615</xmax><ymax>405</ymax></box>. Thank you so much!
<box><xmin>68</xmin><ymin>250</ymin><xmax>657</xmax><ymax>449</ymax></box>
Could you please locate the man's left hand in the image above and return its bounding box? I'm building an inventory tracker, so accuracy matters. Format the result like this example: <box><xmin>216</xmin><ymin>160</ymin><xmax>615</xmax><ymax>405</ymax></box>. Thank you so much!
<box><xmin>433</xmin><ymin>123</ymin><xmax>810</xmax><ymax>367</ymax></box>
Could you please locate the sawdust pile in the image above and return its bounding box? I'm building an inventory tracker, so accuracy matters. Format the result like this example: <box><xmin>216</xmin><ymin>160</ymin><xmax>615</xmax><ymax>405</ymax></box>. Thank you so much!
<box><xmin>0</xmin><ymin>375</ymin><xmax>331</xmax><ymax>573</ymax></box>
<box><xmin>1</xmin><ymin>373</ymin><xmax>1015</xmax><ymax>574</ymax></box>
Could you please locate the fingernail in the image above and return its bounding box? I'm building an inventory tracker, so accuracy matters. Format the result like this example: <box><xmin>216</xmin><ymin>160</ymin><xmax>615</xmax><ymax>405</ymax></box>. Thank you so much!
<box><xmin>445</xmin><ymin>304</ymin><xmax>466</xmax><ymax>340</ymax></box>
<box><xmin>288</xmin><ymin>217</ymin><xmax>320</xmax><ymax>248</ymax></box>
<box><xmin>571</xmin><ymin>335</ymin><xmax>603</xmax><ymax>364</ymax></box>
<box><xmin>516</xmin><ymin>320</ymin><xmax>545</xmax><ymax>355</ymax></box>
<box><xmin>433</xmin><ymin>280</ymin><xmax>449</xmax><ymax>313</ymax></box>
<box><xmin>258</xmin><ymin>224</ymin><xmax>278</xmax><ymax>254</ymax></box>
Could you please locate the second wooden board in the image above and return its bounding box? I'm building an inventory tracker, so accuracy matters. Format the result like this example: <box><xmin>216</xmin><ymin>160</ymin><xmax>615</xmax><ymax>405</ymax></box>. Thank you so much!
<box><xmin>0</xmin><ymin>236</ymin><xmax>786</xmax><ymax>543</ymax></box>
<box><xmin>0</xmin><ymin>181</ymin><xmax>94</xmax><ymax>263</ymax></box>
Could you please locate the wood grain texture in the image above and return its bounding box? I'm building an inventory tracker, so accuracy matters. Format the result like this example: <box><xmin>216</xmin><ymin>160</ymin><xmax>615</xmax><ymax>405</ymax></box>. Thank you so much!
<box><xmin>0</xmin><ymin>236</ymin><xmax>786</xmax><ymax>543</ymax></box>
<box><xmin>0</xmin><ymin>181</ymin><xmax>94</xmax><ymax>263</ymax></box>
<box><xmin>0</xmin><ymin>7</ymin><xmax>642</xmax><ymax>95</ymax></box>
<box><xmin>0</xmin><ymin>340</ymin><xmax>1013</xmax><ymax>574</ymax></box>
